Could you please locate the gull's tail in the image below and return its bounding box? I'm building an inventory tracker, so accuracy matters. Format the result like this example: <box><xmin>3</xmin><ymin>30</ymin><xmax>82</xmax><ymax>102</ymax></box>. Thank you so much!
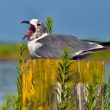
<box><xmin>73</xmin><ymin>40</ymin><xmax>110</xmax><ymax>60</ymax></box>
<box><xmin>82</xmin><ymin>40</ymin><xmax>110</xmax><ymax>47</ymax></box>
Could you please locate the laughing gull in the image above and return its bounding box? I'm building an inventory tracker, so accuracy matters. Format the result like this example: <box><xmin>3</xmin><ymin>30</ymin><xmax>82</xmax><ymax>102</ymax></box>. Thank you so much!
<box><xmin>21</xmin><ymin>19</ymin><xmax>110</xmax><ymax>59</ymax></box>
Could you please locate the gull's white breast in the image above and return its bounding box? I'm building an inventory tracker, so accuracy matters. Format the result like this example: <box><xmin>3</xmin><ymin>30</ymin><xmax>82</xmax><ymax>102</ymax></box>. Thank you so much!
<box><xmin>27</xmin><ymin>39</ymin><xmax>42</xmax><ymax>58</ymax></box>
<box><xmin>27</xmin><ymin>33</ymin><xmax>48</xmax><ymax>58</ymax></box>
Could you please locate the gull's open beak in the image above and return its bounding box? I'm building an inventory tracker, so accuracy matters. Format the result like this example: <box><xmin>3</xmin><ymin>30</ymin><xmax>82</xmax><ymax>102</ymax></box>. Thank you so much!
<box><xmin>22</xmin><ymin>35</ymin><xmax>27</xmax><ymax>39</ymax></box>
<box><xmin>21</xmin><ymin>21</ymin><xmax>30</xmax><ymax>24</ymax></box>
<box><xmin>21</xmin><ymin>20</ymin><xmax>30</xmax><ymax>39</ymax></box>
<box><xmin>21</xmin><ymin>20</ymin><xmax>36</xmax><ymax>39</ymax></box>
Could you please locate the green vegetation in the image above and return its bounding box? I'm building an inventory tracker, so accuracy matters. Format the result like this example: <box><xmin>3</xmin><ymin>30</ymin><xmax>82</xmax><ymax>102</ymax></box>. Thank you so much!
<box><xmin>46</xmin><ymin>16</ymin><xmax>53</xmax><ymax>34</ymax></box>
<box><xmin>104</xmin><ymin>73</ymin><xmax>110</xmax><ymax>110</ymax></box>
<box><xmin>0</xmin><ymin>43</ymin><xmax>29</xmax><ymax>61</ymax></box>
<box><xmin>1</xmin><ymin>94</ymin><xmax>22</xmax><ymax>110</ymax></box>
<box><xmin>16</xmin><ymin>43</ymin><xmax>25</xmax><ymax>110</ymax></box>
<box><xmin>1</xmin><ymin>94</ymin><xmax>12</xmax><ymax>110</ymax></box>
<box><xmin>85</xmin><ymin>74</ymin><xmax>101</xmax><ymax>110</ymax></box>
<box><xmin>86</xmin><ymin>51</ymin><xmax>110</xmax><ymax>61</ymax></box>
<box><xmin>0</xmin><ymin>43</ymin><xmax>17</xmax><ymax>60</ymax></box>
<box><xmin>57</xmin><ymin>48</ymin><xmax>73</xmax><ymax>110</ymax></box>
<box><xmin>56</xmin><ymin>50</ymin><xmax>105</xmax><ymax>110</ymax></box>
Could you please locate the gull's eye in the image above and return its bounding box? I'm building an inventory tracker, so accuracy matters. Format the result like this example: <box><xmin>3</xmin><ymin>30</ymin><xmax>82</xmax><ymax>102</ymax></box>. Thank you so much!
<box><xmin>37</xmin><ymin>23</ymin><xmax>41</xmax><ymax>26</ymax></box>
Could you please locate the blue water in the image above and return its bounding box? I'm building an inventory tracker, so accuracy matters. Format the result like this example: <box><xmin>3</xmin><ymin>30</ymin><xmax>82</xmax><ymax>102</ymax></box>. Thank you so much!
<box><xmin>0</xmin><ymin>62</ymin><xmax>17</xmax><ymax>106</ymax></box>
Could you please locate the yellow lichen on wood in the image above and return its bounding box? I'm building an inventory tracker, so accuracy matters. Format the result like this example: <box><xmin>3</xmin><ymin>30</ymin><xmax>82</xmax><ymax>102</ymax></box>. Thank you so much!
<box><xmin>22</xmin><ymin>59</ymin><xmax>105</xmax><ymax>110</ymax></box>
<box><xmin>22</xmin><ymin>60</ymin><xmax>35</xmax><ymax>102</ymax></box>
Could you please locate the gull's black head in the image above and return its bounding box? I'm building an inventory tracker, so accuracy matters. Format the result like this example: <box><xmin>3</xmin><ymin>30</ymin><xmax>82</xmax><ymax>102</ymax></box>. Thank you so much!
<box><xmin>21</xmin><ymin>19</ymin><xmax>47</xmax><ymax>40</ymax></box>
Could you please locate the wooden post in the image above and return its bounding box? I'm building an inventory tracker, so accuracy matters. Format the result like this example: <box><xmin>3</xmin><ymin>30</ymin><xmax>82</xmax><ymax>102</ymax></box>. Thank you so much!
<box><xmin>21</xmin><ymin>59</ymin><xmax>105</xmax><ymax>110</ymax></box>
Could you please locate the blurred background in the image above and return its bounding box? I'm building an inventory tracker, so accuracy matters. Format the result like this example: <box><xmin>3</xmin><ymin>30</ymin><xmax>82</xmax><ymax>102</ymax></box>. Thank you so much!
<box><xmin>0</xmin><ymin>0</ymin><xmax>110</xmax><ymax>106</ymax></box>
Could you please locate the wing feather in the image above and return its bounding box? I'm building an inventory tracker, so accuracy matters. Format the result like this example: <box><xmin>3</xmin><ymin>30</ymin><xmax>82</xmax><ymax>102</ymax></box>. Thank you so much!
<box><xmin>35</xmin><ymin>34</ymin><xmax>103</xmax><ymax>58</ymax></box>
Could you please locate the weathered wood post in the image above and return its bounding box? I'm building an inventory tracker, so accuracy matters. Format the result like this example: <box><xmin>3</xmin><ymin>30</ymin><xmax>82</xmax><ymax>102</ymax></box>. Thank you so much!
<box><xmin>21</xmin><ymin>59</ymin><xmax>105</xmax><ymax>110</ymax></box>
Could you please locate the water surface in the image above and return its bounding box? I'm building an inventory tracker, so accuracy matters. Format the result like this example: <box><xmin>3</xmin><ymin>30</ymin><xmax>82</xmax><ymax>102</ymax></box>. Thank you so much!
<box><xmin>0</xmin><ymin>62</ymin><xmax>17</xmax><ymax>106</ymax></box>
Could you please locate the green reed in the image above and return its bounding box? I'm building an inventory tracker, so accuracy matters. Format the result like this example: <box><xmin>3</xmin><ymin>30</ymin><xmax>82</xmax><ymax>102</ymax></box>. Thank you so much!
<box><xmin>57</xmin><ymin>48</ymin><xmax>73</xmax><ymax>110</ymax></box>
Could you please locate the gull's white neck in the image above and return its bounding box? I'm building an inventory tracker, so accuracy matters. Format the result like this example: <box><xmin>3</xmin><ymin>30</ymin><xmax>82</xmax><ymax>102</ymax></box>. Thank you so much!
<box><xmin>27</xmin><ymin>33</ymin><xmax>49</xmax><ymax>58</ymax></box>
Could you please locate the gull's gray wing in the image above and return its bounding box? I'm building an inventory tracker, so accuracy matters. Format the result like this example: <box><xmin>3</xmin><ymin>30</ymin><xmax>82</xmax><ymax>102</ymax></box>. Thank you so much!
<box><xmin>35</xmin><ymin>34</ymin><xmax>103</xmax><ymax>58</ymax></box>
